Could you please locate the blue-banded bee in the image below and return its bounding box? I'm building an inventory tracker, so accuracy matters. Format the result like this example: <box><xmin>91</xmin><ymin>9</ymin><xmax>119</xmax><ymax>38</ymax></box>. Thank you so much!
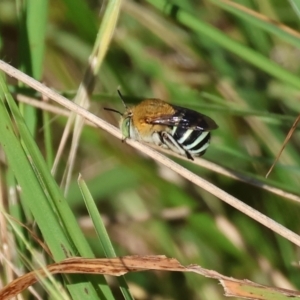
<box><xmin>104</xmin><ymin>91</ymin><xmax>218</xmax><ymax>160</ymax></box>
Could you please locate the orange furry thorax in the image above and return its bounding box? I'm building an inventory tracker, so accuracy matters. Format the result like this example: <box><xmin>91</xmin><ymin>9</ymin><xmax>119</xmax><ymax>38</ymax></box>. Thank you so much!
<box><xmin>132</xmin><ymin>99</ymin><xmax>175</xmax><ymax>123</ymax></box>
<box><xmin>129</xmin><ymin>99</ymin><xmax>175</xmax><ymax>135</ymax></box>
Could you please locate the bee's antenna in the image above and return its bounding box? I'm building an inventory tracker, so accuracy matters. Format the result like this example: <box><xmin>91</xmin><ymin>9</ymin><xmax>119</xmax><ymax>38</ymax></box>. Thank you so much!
<box><xmin>103</xmin><ymin>107</ymin><xmax>123</xmax><ymax>116</ymax></box>
<box><xmin>103</xmin><ymin>89</ymin><xmax>128</xmax><ymax>116</ymax></box>
<box><xmin>117</xmin><ymin>89</ymin><xmax>128</xmax><ymax>109</ymax></box>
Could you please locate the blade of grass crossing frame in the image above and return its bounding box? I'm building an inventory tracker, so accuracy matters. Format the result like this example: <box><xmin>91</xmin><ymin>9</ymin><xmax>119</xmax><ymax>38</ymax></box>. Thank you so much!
<box><xmin>78</xmin><ymin>175</ymin><xmax>135</xmax><ymax>300</ymax></box>
<box><xmin>0</xmin><ymin>79</ymin><xmax>99</xmax><ymax>299</ymax></box>
<box><xmin>18</xmin><ymin>0</ymin><xmax>48</xmax><ymax>134</ymax></box>
<box><xmin>146</xmin><ymin>0</ymin><xmax>300</xmax><ymax>90</ymax></box>
<box><xmin>58</xmin><ymin>0</ymin><xmax>121</xmax><ymax>194</ymax></box>
<box><xmin>59</xmin><ymin>0</ymin><xmax>98</xmax><ymax>41</ymax></box>
<box><xmin>5</xmin><ymin>214</ymin><xmax>71</xmax><ymax>300</ymax></box>
<box><xmin>5</xmin><ymin>169</ymin><xmax>30</xmax><ymax>262</ymax></box>
<box><xmin>0</xmin><ymin>75</ymin><xmax>115</xmax><ymax>299</ymax></box>
<box><xmin>43</xmin><ymin>109</ymin><xmax>54</xmax><ymax>169</ymax></box>
<box><xmin>289</xmin><ymin>0</ymin><xmax>300</xmax><ymax>19</ymax></box>
<box><xmin>211</xmin><ymin>0</ymin><xmax>300</xmax><ymax>48</ymax></box>
<box><xmin>0</xmin><ymin>76</ymin><xmax>71</xmax><ymax>259</ymax></box>
<box><xmin>89</xmin><ymin>0</ymin><xmax>122</xmax><ymax>74</ymax></box>
<box><xmin>24</xmin><ymin>0</ymin><xmax>48</xmax><ymax>79</ymax></box>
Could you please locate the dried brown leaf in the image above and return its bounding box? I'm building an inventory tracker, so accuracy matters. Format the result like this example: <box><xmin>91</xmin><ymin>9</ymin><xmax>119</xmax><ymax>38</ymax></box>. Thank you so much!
<box><xmin>222</xmin><ymin>279</ymin><xmax>300</xmax><ymax>299</ymax></box>
<box><xmin>1</xmin><ymin>256</ymin><xmax>300</xmax><ymax>300</ymax></box>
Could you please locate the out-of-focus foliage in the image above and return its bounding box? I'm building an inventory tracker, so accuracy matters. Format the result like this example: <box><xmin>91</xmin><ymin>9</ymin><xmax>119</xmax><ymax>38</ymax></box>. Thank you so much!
<box><xmin>1</xmin><ymin>0</ymin><xmax>300</xmax><ymax>299</ymax></box>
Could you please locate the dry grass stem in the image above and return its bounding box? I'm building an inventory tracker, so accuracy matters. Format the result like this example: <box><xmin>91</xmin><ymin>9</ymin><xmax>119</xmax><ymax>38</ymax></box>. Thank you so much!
<box><xmin>1</xmin><ymin>60</ymin><xmax>300</xmax><ymax>248</ymax></box>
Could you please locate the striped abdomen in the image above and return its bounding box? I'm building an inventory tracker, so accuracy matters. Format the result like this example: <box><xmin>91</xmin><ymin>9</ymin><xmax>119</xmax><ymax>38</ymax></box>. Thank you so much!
<box><xmin>172</xmin><ymin>126</ymin><xmax>211</xmax><ymax>156</ymax></box>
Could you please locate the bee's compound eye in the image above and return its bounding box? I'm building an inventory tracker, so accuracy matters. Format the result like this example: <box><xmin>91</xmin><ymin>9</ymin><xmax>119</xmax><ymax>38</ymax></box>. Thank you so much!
<box><xmin>121</xmin><ymin>117</ymin><xmax>131</xmax><ymax>137</ymax></box>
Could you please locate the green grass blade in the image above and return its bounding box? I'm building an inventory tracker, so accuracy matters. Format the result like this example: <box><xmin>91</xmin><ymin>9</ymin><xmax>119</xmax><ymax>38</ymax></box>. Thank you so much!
<box><xmin>0</xmin><ymin>75</ymin><xmax>114</xmax><ymax>299</ymax></box>
<box><xmin>289</xmin><ymin>0</ymin><xmax>300</xmax><ymax>19</ymax></box>
<box><xmin>212</xmin><ymin>0</ymin><xmax>300</xmax><ymax>49</ymax></box>
<box><xmin>59</xmin><ymin>0</ymin><xmax>98</xmax><ymax>42</ymax></box>
<box><xmin>146</xmin><ymin>0</ymin><xmax>300</xmax><ymax>89</ymax></box>
<box><xmin>22</xmin><ymin>0</ymin><xmax>48</xmax><ymax>79</ymax></box>
<box><xmin>18</xmin><ymin>0</ymin><xmax>49</xmax><ymax>134</ymax></box>
<box><xmin>91</xmin><ymin>0</ymin><xmax>121</xmax><ymax>75</ymax></box>
<box><xmin>78</xmin><ymin>176</ymin><xmax>117</xmax><ymax>257</ymax></box>
<box><xmin>78</xmin><ymin>175</ymin><xmax>135</xmax><ymax>300</ymax></box>
<box><xmin>43</xmin><ymin>110</ymin><xmax>54</xmax><ymax>168</ymax></box>
<box><xmin>0</xmin><ymin>78</ymin><xmax>71</xmax><ymax>260</ymax></box>
<box><xmin>0</xmin><ymin>81</ymin><xmax>98</xmax><ymax>300</ymax></box>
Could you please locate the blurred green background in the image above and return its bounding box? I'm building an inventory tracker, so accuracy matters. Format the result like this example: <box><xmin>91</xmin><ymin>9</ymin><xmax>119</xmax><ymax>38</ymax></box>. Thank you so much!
<box><xmin>1</xmin><ymin>0</ymin><xmax>300</xmax><ymax>299</ymax></box>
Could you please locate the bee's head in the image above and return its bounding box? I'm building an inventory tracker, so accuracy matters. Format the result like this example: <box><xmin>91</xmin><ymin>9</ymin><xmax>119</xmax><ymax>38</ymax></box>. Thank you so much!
<box><xmin>104</xmin><ymin>89</ymin><xmax>132</xmax><ymax>137</ymax></box>
<box><xmin>120</xmin><ymin>110</ymin><xmax>133</xmax><ymax>138</ymax></box>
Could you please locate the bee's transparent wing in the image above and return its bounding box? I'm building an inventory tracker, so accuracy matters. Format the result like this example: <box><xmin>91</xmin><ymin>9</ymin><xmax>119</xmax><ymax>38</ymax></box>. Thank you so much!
<box><xmin>146</xmin><ymin>107</ymin><xmax>218</xmax><ymax>131</ymax></box>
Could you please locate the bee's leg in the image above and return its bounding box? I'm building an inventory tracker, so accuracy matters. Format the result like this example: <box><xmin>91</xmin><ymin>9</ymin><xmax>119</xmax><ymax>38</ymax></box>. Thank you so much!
<box><xmin>152</xmin><ymin>132</ymin><xmax>164</xmax><ymax>146</ymax></box>
<box><xmin>160</xmin><ymin>132</ymin><xmax>194</xmax><ymax>161</ymax></box>
<box><xmin>183</xmin><ymin>149</ymin><xmax>194</xmax><ymax>160</ymax></box>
